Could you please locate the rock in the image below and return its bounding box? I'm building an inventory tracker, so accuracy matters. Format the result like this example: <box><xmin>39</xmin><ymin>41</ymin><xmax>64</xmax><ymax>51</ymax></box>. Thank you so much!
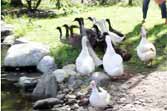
<box><xmin>66</xmin><ymin>94</ymin><xmax>76</xmax><ymax>99</ymax></box>
<box><xmin>88</xmin><ymin>106</ymin><xmax>96</xmax><ymax>111</ymax></box>
<box><xmin>62</xmin><ymin>88</ymin><xmax>72</xmax><ymax>94</ymax></box>
<box><xmin>37</xmin><ymin>56</ymin><xmax>57</xmax><ymax>73</ymax></box>
<box><xmin>14</xmin><ymin>38</ymin><xmax>30</xmax><ymax>44</ymax></box>
<box><xmin>66</xmin><ymin>98</ymin><xmax>77</xmax><ymax>105</ymax></box>
<box><xmin>63</xmin><ymin>64</ymin><xmax>76</xmax><ymax>71</ymax></box>
<box><xmin>91</xmin><ymin>71</ymin><xmax>110</xmax><ymax>83</ymax></box>
<box><xmin>3</xmin><ymin>35</ymin><xmax>16</xmax><ymax>45</ymax></box>
<box><xmin>52</xmin><ymin>69</ymin><xmax>69</xmax><ymax>83</ymax></box>
<box><xmin>1</xmin><ymin>21</ymin><xmax>14</xmax><ymax>39</ymax></box>
<box><xmin>56</xmin><ymin>94</ymin><xmax>65</xmax><ymax>100</ymax></box>
<box><xmin>119</xmin><ymin>97</ymin><xmax>126</xmax><ymax>103</ymax></box>
<box><xmin>76</xmin><ymin>91</ymin><xmax>86</xmax><ymax>99</ymax></box>
<box><xmin>1</xmin><ymin>43</ymin><xmax>11</xmax><ymax>66</ymax></box>
<box><xmin>78</xmin><ymin>97</ymin><xmax>89</xmax><ymax>106</ymax></box>
<box><xmin>67</xmin><ymin>75</ymin><xmax>83</xmax><ymax>89</ymax></box>
<box><xmin>4</xmin><ymin>42</ymin><xmax>49</xmax><ymax>67</ymax></box>
<box><xmin>33</xmin><ymin>98</ymin><xmax>62</xmax><ymax>110</ymax></box>
<box><xmin>73</xmin><ymin>103</ymin><xmax>79</xmax><ymax>109</ymax></box>
<box><xmin>52</xmin><ymin>69</ymin><xmax>77</xmax><ymax>83</ymax></box>
<box><xmin>32</xmin><ymin>74</ymin><xmax>58</xmax><ymax>98</ymax></box>
<box><xmin>52</xmin><ymin>105</ymin><xmax>71</xmax><ymax>111</ymax></box>
<box><xmin>18</xmin><ymin>76</ymin><xmax>38</xmax><ymax>92</ymax></box>
<box><xmin>77</xmin><ymin>107</ymin><xmax>88</xmax><ymax>111</ymax></box>
<box><xmin>52</xmin><ymin>104</ymin><xmax>62</xmax><ymax>109</ymax></box>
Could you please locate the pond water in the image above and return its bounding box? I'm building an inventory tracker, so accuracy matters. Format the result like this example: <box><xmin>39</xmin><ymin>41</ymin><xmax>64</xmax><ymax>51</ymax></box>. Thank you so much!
<box><xmin>1</xmin><ymin>44</ymin><xmax>37</xmax><ymax>111</ymax></box>
<box><xmin>1</xmin><ymin>79</ymin><xmax>33</xmax><ymax>111</ymax></box>
<box><xmin>1</xmin><ymin>69</ymin><xmax>42</xmax><ymax>111</ymax></box>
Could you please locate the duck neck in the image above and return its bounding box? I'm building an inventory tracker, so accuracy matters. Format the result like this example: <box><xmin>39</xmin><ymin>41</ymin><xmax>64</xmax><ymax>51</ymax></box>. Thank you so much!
<box><xmin>58</xmin><ymin>28</ymin><xmax>62</xmax><ymax>40</ymax></box>
<box><xmin>92</xmin><ymin>87</ymin><xmax>98</xmax><ymax>94</ymax></box>
<box><xmin>70</xmin><ymin>27</ymin><xmax>74</xmax><ymax>37</ymax></box>
<box><xmin>141</xmin><ymin>36</ymin><xmax>147</xmax><ymax>43</ymax></box>
<box><xmin>106</xmin><ymin>39</ymin><xmax>115</xmax><ymax>54</ymax></box>
<box><xmin>81</xmin><ymin>38</ymin><xmax>89</xmax><ymax>55</ymax></box>
<box><xmin>77</xmin><ymin>20</ymin><xmax>83</xmax><ymax>35</ymax></box>
<box><xmin>107</xmin><ymin>20</ymin><xmax>113</xmax><ymax>31</ymax></box>
<box><xmin>65</xmin><ymin>27</ymin><xmax>69</xmax><ymax>39</ymax></box>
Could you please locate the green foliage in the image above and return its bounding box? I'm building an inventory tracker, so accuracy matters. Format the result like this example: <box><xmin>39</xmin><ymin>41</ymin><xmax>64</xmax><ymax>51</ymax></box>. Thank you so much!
<box><xmin>50</xmin><ymin>46</ymin><xmax>79</xmax><ymax>67</ymax></box>
<box><xmin>2</xmin><ymin>0</ymin><xmax>11</xmax><ymax>9</ymax></box>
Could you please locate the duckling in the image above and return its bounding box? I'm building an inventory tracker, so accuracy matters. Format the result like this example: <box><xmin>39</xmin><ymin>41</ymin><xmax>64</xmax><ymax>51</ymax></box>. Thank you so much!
<box><xmin>137</xmin><ymin>26</ymin><xmax>156</xmax><ymax>65</ymax></box>
<box><xmin>56</xmin><ymin>26</ymin><xmax>68</xmax><ymax>44</ymax></box>
<box><xmin>75</xmin><ymin>22</ymin><xmax>95</xmax><ymax>75</ymax></box>
<box><xmin>89</xmin><ymin>80</ymin><xmax>111</xmax><ymax>109</ymax></box>
<box><xmin>103</xmin><ymin>32</ymin><xmax>124</xmax><ymax>77</ymax></box>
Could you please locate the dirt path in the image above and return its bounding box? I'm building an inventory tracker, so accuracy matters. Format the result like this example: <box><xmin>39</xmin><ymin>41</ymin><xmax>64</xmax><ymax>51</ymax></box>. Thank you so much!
<box><xmin>109</xmin><ymin>71</ymin><xmax>167</xmax><ymax>111</ymax></box>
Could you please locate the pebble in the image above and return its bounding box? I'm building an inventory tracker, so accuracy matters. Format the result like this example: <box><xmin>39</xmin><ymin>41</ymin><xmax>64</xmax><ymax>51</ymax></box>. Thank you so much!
<box><xmin>67</xmin><ymin>99</ymin><xmax>77</xmax><ymax>105</ymax></box>
<box><xmin>66</xmin><ymin>94</ymin><xmax>76</xmax><ymax>99</ymax></box>
<box><xmin>56</xmin><ymin>94</ymin><xmax>65</xmax><ymax>100</ymax></box>
<box><xmin>120</xmin><ymin>97</ymin><xmax>126</xmax><ymax>103</ymax></box>
<box><xmin>79</xmin><ymin>98</ymin><xmax>89</xmax><ymax>106</ymax></box>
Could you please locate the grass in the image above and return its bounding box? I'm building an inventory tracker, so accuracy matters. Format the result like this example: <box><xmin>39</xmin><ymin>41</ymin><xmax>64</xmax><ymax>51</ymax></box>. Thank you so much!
<box><xmin>3</xmin><ymin>1</ymin><xmax>167</xmax><ymax>72</ymax></box>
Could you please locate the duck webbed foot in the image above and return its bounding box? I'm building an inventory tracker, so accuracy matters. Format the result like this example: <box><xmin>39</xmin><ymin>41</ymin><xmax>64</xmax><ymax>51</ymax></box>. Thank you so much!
<box><xmin>146</xmin><ymin>59</ymin><xmax>153</xmax><ymax>68</ymax></box>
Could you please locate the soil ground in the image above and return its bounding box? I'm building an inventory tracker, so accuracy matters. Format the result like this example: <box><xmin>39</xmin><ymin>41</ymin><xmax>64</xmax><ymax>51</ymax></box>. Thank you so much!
<box><xmin>107</xmin><ymin>71</ymin><xmax>167</xmax><ymax>111</ymax></box>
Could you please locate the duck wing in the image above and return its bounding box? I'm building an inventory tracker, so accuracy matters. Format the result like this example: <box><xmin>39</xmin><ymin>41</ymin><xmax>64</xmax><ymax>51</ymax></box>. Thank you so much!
<box><xmin>139</xmin><ymin>43</ymin><xmax>156</xmax><ymax>53</ymax></box>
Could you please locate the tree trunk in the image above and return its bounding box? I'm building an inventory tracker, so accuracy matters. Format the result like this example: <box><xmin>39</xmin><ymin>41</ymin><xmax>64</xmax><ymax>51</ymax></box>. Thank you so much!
<box><xmin>129</xmin><ymin>0</ymin><xmax>133</xmax><ymax>5</ymax></box>
<box><xmin>10</xmin><ymin>0</ymin><xmax>23</xmax><ymax>7</ymax></box>
<box><xmin>56</xmin><ymin>0</ymin><xmax>61</xmax><ymax>9</ymax></box>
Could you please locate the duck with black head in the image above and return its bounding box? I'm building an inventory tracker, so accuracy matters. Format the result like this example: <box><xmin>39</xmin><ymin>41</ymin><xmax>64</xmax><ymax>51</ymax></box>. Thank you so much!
<box><xmin>56</xmin><ymin>26</ymin><xmax>68</xmax><ymax>44</ymax></box>
<box><xmin>75</xmin><ymin>20</ymin><xmax>95</xmax><ymax>75</ymax></box>
<box><xmin>74</xmin><ymin>17</ymin><xmax>98</xmax><ymax>48</ymax></box>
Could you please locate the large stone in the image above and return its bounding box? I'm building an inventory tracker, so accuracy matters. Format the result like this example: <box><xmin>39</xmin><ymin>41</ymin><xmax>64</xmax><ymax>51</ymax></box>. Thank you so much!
<box><xmin>1</xmin><ymin>21</ymin><xmax>14</xmax><ymax>39</ymax></box>
<box><xmin>18</xmin><ymin>76</ymin><xmax>38</xmax><ymax>92</ymax></box>
<box><xmin>1</xmin><ymin>43</ymin><xmax>11</xmax><ymax>66</ymax></box>
<box><xmin>67</xmin><ymin>75</ymin><xmax>83</xmax><ymax>89</ymax></box>
<box><xmin>52</xmin><ymin>69</ymin><xmax>77</xmax><ymax>83</ymax></box>
<box><xmin>91</xmin><ymin>71</ymin><xmax>110</xmax><ymax>83</ymax></box>
<box><xmin>37</xmin><ymin>56</ymin><xmax>57</xmax><ymax>73</ymax></box>
<box><xmin>33</xmin><ymin>98</ymin><xmax>63</xmax><ymax>110</ymax></box>
<box><xmin>63</xmin><ymin>64</ymin><xmax>76</xmax><ymax>71</ymax></box>
<box><xmin>14</xmin><ymin>38</ymin><xmax>30</xmax><ymax>44</ymax></box>
<box><xmin>4</xmin><ymin>42</ymin><xmax>50</xmax><ymax>67</ymax></box>
<box><xmin>3</xmin><ymin>35</ymin><xmax>16</xmax><ymax>45</ymax></box>
<box><xmin>32</xmin><ymin>74</ymin><xmax>58</xmax><ymax>98</ymax></box>
<box><xmin>19</xmin><ymin>76</ymin><xmax>38</xmax><ymax>87</ymax></box>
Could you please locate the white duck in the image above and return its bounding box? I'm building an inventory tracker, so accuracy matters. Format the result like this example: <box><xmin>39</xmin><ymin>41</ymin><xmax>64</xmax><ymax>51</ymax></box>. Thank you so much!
<box><xmin>76</xmin><ymin>35</ymin><xmax>95</xmax><ymax>75</ymax></box>
<box><xmin>137</xmin><ymin>26</ymin><xmax>156</xmax><ymax>65</ymax></box>
<box><xmin>96</xmin><ymin>19</ymin><xmax>125</xmax><ymax>45</ymax></box>
<box><xmin>89</xmin><ymin>80</ymin><xmax>111</xmax><ymax>108</ymax></box>
<box><xmin>103</xmin><ymin>32</ymin><xmax>124</xmax><ymax>77</ymax></box>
